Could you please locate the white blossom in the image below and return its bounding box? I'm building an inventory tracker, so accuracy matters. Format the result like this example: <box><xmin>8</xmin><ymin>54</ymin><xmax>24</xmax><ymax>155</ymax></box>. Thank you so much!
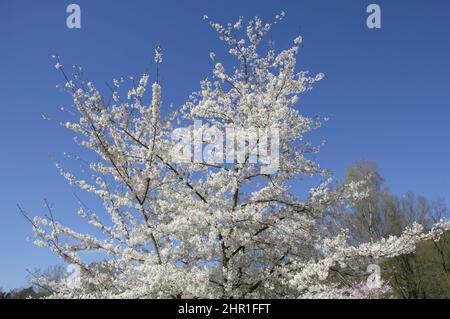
<box><xmin>28</xmin><ymin>13</ymin><xmax>449</xmax><ymax>299</ymax></box>
<box><xmin>154</xmin><ymin>46</ymin><xmax>163</xmax><ymax>64</ymax></box>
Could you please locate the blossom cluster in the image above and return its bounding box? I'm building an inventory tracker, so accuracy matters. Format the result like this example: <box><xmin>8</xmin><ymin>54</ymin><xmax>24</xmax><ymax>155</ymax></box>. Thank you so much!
<box><xmin>27</xmin><ymin>13</ymin><xmax>450</xmax><ymax>299</ymax></box>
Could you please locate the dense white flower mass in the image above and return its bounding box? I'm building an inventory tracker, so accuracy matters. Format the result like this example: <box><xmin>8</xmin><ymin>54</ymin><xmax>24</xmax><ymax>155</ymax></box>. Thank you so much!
<box><xmin>28</xmin><ymin>14</ymin><xmax>450</xmax><ymax>299</ymax></box>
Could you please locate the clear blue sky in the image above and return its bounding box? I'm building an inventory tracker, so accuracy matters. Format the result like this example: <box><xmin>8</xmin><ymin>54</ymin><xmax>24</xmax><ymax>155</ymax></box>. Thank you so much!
<box><xmin>1</xmin><ymin>0</ymin><xmax>449</xmax><ymax>290</ymax></box>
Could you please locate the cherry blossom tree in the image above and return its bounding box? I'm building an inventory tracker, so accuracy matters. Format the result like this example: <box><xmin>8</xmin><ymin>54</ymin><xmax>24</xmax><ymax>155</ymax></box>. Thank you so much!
<box><xmin>23</xmin><ymin>13</ymin><xmax>450</xmax><ymax>298</ymax></box>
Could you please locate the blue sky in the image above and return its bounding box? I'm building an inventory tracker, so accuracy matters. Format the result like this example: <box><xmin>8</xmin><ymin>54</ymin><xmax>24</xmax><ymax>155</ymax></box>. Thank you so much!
<box><xmin>0</xmin><ymin>0</ymin><xmax>449</xmax><ymax>290</ymax></box>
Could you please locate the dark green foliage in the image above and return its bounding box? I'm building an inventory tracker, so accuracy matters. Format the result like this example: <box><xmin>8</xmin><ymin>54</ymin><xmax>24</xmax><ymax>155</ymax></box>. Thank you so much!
<box><xmin>0</xmin><ymin>286</ymin><xmax>48</xmax><ymax>299</ymax></box>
